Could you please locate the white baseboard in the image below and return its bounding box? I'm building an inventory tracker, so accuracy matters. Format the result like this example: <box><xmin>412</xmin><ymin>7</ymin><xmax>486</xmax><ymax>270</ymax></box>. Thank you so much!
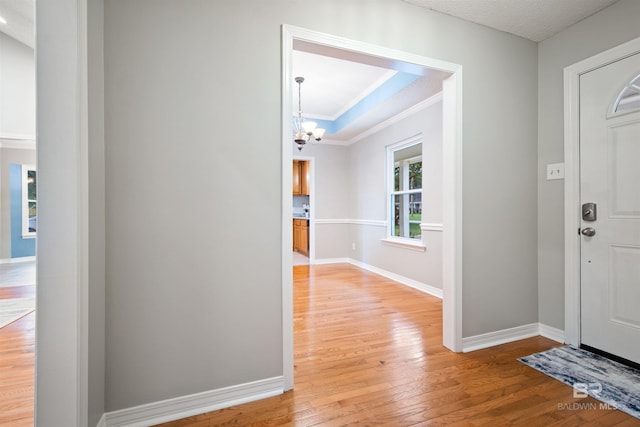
<box><xmin>0</xmin><ymin>256</ymin><xmax>36</xmax><ymax>264</ymax></box>
<box><xmin>463</xmin><ymin>323</ymin><xmax>540</xmax><ymax>352</ymax></box>
<box><xmin>314</xmin><ymin>257</ymin><xmax>443</xmax><ymax>299</ymax></box>
<box><xmin>313</xmin><ymin>257</ymin><xmax>350</xmax><ymax>265</ymax></box>
<box><xmin>313</xmin><ymin>259</ymin><xmax>566</xmax><ymax>352</ymax></box>
<box><xmin>347</xmin><ymin>258</ymin><xmax>443</xmax><ymax>299</ymax></box>
<box><xmin>463</xmin><ymin>323</ymin><xmax>566</xmax><ymax>352</ymax></box>
<box><xmin>539</xmin><ymin>323</ymin><xmax>565</xmax><ymax>343</ymax></box>
<box><xmin>103</xmin><ymin>376</ymin><xmax>283</xmax><ymax>427</ymax></box>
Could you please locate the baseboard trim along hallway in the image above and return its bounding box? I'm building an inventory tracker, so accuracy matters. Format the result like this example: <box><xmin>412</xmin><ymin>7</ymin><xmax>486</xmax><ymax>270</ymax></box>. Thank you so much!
<box><xmin>102</xmin><ymin>376</ymin><xmax>283</xmax><ymax>427</ymax></box>
<box><xmin>100</xmin><ymin>262</ymin><xmax>566</xmax><ymax>426</ymax></box>
<box><xmin>314</xmin><ymin>257</ymin><xmax>443</xmax><ymax>299</ymax></box>
<box><xmin>314</xmin><ymin>259</ymin><xmax>565</xmax><ymax>353</ymax></box>
<box><xmin>145</xmin><ymin>264</ymin><xmax>634</xmax><ymax>425</ymax></box>
<box><xmin>463</xmin><ymin>323</ymin><xmax>565</xmax><ymax>352</ymax></box>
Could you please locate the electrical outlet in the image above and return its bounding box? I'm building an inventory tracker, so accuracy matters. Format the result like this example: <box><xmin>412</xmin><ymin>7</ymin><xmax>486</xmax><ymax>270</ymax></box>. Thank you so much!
<box><xmin>352</xmin><ymin>242</ymin><xmax>356</xmax><ymax>251</ymax></box>
<box><xmin>547</xmin><ymin>163</ymin><xmax>565</xmax><ymax>180</ymax></box>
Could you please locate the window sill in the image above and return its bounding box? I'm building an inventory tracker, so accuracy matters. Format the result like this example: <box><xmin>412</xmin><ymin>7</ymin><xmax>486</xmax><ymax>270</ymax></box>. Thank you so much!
<box><xmin>381</xmin><ymin>237</ymin><xmax>426</xmax><ymax>252</ymax></box>
<box><xmin>22</xmin><ymin>234</ymin><xmax>36</xmax><ymax>239</ymax></box>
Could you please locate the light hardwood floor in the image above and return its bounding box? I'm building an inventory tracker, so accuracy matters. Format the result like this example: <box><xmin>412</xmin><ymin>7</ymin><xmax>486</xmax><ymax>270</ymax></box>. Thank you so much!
<box><xmin>0</xmin><ymin>284</ymin><xmax>35</xmax><ymax>427</ymax></box>
<box><xmin>1</xmin><ymin>263</ymin><xmax>636</xmax><ymax>426</ymax></box>
<box><xmin>156</xmin><ymin>264</ymin><xmax>638</xmax><ymax>426</ymax></box>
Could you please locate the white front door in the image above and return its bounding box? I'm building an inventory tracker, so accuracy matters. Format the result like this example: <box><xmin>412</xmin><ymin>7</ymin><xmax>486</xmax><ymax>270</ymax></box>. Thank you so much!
<box><xmin>580</xmin><ymin>52</ymin><xmax>640</xmax><ymax>365</ymax></box>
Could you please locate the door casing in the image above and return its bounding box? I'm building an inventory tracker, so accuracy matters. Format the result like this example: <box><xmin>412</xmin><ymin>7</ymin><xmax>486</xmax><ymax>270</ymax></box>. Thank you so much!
<box><xmin>564</xmin><ymin>35</ymin><xmax>640</xmax><ymax>346</ymax></box>
<box><xmin>281</xmin><ymin>25</ymin><xmax>464</xmax><ymax>391</ymax></box>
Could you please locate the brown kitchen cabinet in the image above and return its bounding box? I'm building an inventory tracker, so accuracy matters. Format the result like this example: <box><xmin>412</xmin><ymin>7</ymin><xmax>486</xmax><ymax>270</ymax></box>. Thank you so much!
<box><xmin>293</xmin><ymin>219</ymin><xmax>309</xmax><ymax>256</ymax></box>
<box><xmin>292</xmin><ymin>160</ymin><xmax>309</xmax><ymax>195</ymax></box>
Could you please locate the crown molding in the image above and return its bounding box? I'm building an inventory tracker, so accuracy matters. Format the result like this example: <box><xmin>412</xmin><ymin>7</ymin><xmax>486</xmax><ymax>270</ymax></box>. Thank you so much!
<box><xmin>347</xmin><ymin>91</ymin><xmax>443</xmax><ymax>145</ymax></box>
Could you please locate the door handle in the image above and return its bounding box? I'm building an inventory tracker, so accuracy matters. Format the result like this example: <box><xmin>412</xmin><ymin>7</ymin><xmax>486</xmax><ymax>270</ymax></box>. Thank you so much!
<box><xmin>581</xmin><ymin>227</ymin><xmax>596</xmax><ymax>237</ymax></box>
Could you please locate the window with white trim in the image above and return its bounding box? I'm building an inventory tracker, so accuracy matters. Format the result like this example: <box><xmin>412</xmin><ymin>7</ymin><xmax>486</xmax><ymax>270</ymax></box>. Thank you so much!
<box><xmin>387</xmin><ymin>136</ymin><xmax>422</xmax><ymax>241</ymax></box>
<box><xmin>22</xmin><ymin>165</ymin><xmax>36</xmax><ymax>237</ymax></box>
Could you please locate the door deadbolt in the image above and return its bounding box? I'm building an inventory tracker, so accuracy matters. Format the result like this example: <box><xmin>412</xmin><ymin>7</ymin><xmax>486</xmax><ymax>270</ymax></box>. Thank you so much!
<box><xmin>582</xmin><ymin>202</ymin><xmax>597</xmax><ymax>222</ymax></box>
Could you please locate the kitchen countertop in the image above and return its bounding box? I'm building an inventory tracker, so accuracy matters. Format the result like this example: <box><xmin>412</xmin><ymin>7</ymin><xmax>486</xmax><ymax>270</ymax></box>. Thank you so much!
<box><xmin>292</xmin><ymin>214</ymin><xmax>309</xmax><ymax>219</ymax></box>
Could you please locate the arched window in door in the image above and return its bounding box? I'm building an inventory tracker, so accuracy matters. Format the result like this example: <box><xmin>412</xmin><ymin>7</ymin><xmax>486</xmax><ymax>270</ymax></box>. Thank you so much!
<box><xmin>613</xmin><ymin>73</ymin><xmax>640</xmax><ymax>113</ymax></box>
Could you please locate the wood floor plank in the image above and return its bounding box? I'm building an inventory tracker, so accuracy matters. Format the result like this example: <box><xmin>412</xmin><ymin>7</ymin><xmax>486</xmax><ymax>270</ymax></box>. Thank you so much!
<box><xmin>0</xmin><ymin>264</ymin><xmax>36</xmax><ymax>427</ymax></box>
<box><xmin>0</xmin><ymin>309</ymin><xmax>35</xmax><ymax>427</ymax></box>
<box><xmin>155</xmin><ymin>264</ymin><xmax>639</xmax><ymax>426</ymax></box>
<box><xmin>4</xmin><ymin>263</ymin><xmax>638</xmax><ymax>426</ymax></box>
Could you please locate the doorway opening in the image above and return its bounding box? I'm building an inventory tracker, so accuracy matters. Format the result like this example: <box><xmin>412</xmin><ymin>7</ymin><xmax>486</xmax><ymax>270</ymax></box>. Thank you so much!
<box><xmin>292</xmin><ymin>155</ymin><xmax>314</xmax><ymax>265</ymax></box>
<box><xmin>281</xmin><ymin>25</ymin><xmax>463</xmax><ymax>390</ymax></box>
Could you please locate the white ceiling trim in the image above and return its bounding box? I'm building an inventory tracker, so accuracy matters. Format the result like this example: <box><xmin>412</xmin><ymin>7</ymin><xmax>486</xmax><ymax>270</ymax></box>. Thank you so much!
<box><xmin>346</xmin><ymin>91</ymin><xmax>444</xmax><ymax>145</ymax></box>
<box><xmin>305</xmin><ymin>91</ymin><xmax>444</xmax><ymax>148</ymax></box>
<box><xmin>324</xmin><ymin>69</ymin><xmax>399</xmax><ymax>121</ymax></box>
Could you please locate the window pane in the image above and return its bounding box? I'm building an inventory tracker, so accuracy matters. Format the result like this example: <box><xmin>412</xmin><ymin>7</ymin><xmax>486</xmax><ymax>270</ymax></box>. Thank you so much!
<box><xmin>614</xmin><ymin>73</ymin><xmax>640</xmax><ymax>112</ymax></box>
<box><xmin>392</xmin><ymin>192</ymin><xmax>422</xmax><ymax>239</ymax></box>
<box><xmin>409</xmin><ymin>161</ymin><xmax>422</xmax><ymax>190</ymax></box>
<box><xmin>389</xmin><ymin>138</ymin><xmax>423</xmax><ymax>240</ymax></box>
<box><xmin>394</xmin><ymin>165</ymin><xmax>400</xmax><ymax>191</ymax></box>
<box><xmin>409</xmin><ymin>192</ymin><xmax>422</xmax><ymax>218</ymax></box>
<box><xmin>28</xmin><ymin>202</ymin><xmax>37</xmax><ymax>233</ymax></box>
<box><xmin>27</xmin><ymin>170</ymin><xmax>37</xmax><ymax>201</ymax></box>
<box><xmin>393</xmin><ymin>143</ymin><xmax>421</xmax><ymax>163</ymax></box>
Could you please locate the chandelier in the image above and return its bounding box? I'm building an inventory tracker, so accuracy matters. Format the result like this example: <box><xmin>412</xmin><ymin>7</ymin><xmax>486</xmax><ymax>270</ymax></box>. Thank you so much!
<box><xmin>293</xmin><ymin>77</ymin><xmax>325</xmax><ymax>151</ymax></box>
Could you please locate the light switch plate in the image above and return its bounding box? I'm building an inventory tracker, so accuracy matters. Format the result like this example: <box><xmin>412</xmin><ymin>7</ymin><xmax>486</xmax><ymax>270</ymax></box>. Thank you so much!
<box><xmin>547</xmin><ymin>163</ymin><xmax>565</xmax><ymax>180</ymax></box>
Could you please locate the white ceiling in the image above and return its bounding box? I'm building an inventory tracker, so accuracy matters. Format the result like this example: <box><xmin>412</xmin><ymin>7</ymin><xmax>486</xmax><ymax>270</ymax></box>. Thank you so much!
<box><xmin>403</xmin><ymin>0</ymin><xmax>620</xmax><ymax>42</ymax></box>
<box><xmin>293</xmin><ymin>50</ymin><xmax>398</xmax><ymax>121</ymax></box>
<box><xmin>0</xmin><ymin>0</ymin><xmax>34</xmax><ymax>48</ymax></box>
<box><xmin>292</xmin><ymin>43</ymin><xmax>450</xmax><ymax>144</ymax></box>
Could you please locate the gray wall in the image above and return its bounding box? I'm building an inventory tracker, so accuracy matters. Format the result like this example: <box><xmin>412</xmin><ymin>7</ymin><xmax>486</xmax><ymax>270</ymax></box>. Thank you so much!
<box><xmin>348</xmin><ymin>100</ymin><xmax>443</xmax><ymax>288</ymax></box>
<box><xmin>293</xmin><ymin>143</ymin><xmax>352</xmax><ymax>260</ymax></box>
<box><xmin>0</xmin><ymin>32</ymin><xmax>35</xmax><ymax>138</ymax></box>
<box><xmin>537</xmin><ymin>0</ymin><xmax>640</xmax><ymax>330</ymax></box>
<box><xmin>296</xmin><ymin>143</ymin><xmax>352</xmax><ymax>219</ymax></box>
<box><xmin>104</xmin><ymin>0</ymin><xmax>283</xmax><ymax>410</ymax></box>
<box><xmin>102</xmin><ymin>0</ymin><xmax>538</xmax><ymax>412</ymax></box>
<box><xmin>0</xmin><ymin>148</ymin><xmax>36</xmax><ymax>259</ymax></box>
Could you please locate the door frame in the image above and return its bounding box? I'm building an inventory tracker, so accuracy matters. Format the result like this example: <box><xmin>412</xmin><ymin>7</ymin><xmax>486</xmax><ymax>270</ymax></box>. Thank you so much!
<box><xmin>281</xmin><ymin>25</ymin><xmax>463</xmax><ymax>390</ymax></box>
<box><xmin>564</xmin><ymin>36</ymin><xmax>640</xmax><ymax>346</ymax></box>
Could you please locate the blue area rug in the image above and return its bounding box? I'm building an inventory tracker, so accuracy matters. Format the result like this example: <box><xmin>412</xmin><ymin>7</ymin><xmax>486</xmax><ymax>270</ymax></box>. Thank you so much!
<box><xmin>519</xmin><ymin>346</ymin><xmax>640</xmax><ymax>419</ymax></box>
